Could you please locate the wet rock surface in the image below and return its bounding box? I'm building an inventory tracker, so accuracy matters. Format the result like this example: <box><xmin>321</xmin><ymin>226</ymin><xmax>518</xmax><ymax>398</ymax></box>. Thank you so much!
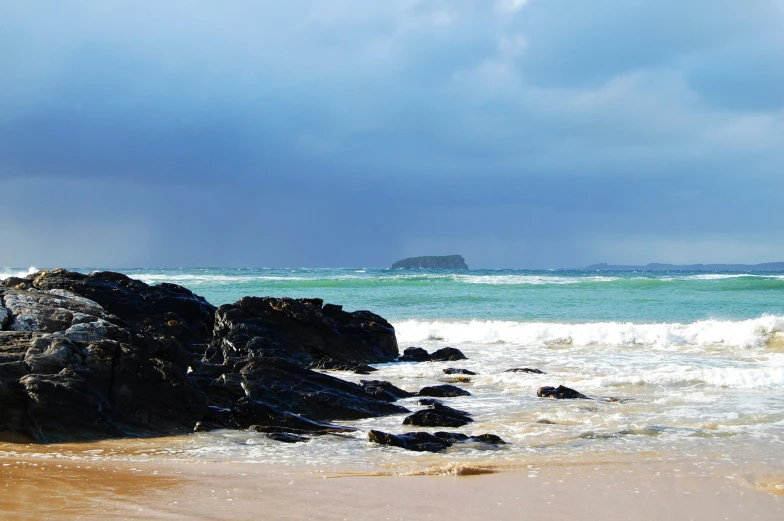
<box><xmin>360</xmin><ymin>380</ymin><xmax>416</xmax><ymax>402</ymax></box>
<box><xmin>398</xmin><ymin>346</ymin><xmax>467</xmax><ymax>362</ymax></box>
<box><xmin>537</xmin><ymin>385</ymin><xmax>590</xmax><ymax>400</ymax></box>
<box><xmin>0</xmin><ymin>269</ymin><xmax>404</xmax><ymax>443</ymax></box>
<box><xmin>443</xmin><ymin>368</ymin><xmax>477</xmax><ymax>375</ymax></box>
<box><xmin>505</xmin><ymin>367</ymin><xmax>545</xmax><ymax>374</ymax></box>
<box><xmin>368</xmin><ymin>429</ymin><xmax>505</xmax><ymax>452</ymax></box>
<box><xmin>403</xmin><ymin>402</ymin><xmax>473</xmax><ymax>427</ymax></box>
<box><xmin>418</xmin><ymin>384</ymin><xmax>472</xmax><ymax>398</ymax></box>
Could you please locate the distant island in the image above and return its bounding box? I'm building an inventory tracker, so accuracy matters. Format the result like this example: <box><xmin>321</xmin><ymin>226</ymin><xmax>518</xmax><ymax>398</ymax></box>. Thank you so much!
<box><xmin>584</xmin><ymin>262</ymin><xmax>784</xmax><ymax>272</ymax></box>
<box><xmin>392</xmin><ymin>255</ymin><xmax>469</xmax><ymax>269</ymax></box>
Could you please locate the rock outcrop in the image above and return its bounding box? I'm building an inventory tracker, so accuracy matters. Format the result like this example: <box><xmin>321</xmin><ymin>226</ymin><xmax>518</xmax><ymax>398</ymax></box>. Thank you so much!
<box><xmin>0</xmin><ymin>269</ymin><xmax>407</xmax><ymax>443</ymax></box>
<box><xmin>391</xmin><ymin>255</ymin><xmax>468</xmax><ymax>270</ymax></box>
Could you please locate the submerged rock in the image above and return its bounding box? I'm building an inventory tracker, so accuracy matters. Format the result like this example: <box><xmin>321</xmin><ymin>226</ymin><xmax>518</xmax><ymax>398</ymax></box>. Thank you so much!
<box><xmin>418</xmin><ymin>384</ymin><xmax>471</xmax><ymax>398</ymax></box>
<box><xmin>443</xmin><ymin>368</ymin><xmax>477</xmax><ymax>375</ymax></box>
<box><xmin>403</xmin><ymin>403</ymin><xmax>473</xmax><ymax>427</ymax></box>
<box><xmin>368</xmin><ymin>429</ymin><xmax>505</xmax><ymax>452</ymax></box>
<box><xmin>266</xmin><ymin>432</ymin><xmax>309</xmax><ymax>443</ymax></box>
<box><xmin>505</xmin><ymin>368</ymin><xmax>545</xmax><ymax>374</ymax></box>
<box><xmin>537</xmin><ymin>385</ymin><xmax>589</xmax><ymax>400</ymax></box>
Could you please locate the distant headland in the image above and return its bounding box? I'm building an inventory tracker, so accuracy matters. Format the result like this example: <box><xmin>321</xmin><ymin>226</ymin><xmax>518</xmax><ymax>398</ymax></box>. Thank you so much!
<box><xmin>392</xmin><ymin>255</ymin><xmax>469</xmax><ymax>269</ymax></box>
<box><xmin>584</xmin><ymin>262</ymin><xmax>784</xmax><ymax>272</ymax></box>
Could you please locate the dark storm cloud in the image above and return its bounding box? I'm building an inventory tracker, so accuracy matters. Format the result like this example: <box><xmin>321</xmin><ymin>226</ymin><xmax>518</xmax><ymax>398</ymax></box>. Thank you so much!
<box><xmin>1</xmin><ymin>1</ymin><xmax>783</xmax><ymax>268</ymax></box>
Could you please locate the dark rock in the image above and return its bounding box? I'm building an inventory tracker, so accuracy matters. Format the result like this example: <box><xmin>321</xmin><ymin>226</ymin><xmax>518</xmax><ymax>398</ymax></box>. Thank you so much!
<box><xmin>227</xmin><ymin>397</ymin><xmax>357</xmax><ymax>434</ymax></box>
<box><xmin>265</xmin><ymin>432</ymin><xmax>309</xmax><ymax>443</ymax></box>
<box><xmin>311</xmin><ymin>357</ymin><xmax>377</xmax><ymax>375</ymax></box>
<box><xmin>443</xmin><ymin>368</ymin><xmax>477</xmax><ymax>375</ymax></box>
<box><xmin>193</xmin><ymin>421</ymin><xmax>223</xmax><ymax>432</ymax></box>
<box><xmin>418</xmin><ymin>384</ymin><xmax>471</xmax><ymax>398</ymax></box>
<box><xmin>403</xmin><ymin>403</ymin><xmax>473</xmax><ymax>428</ymax></box>
<box><xmin>368</xmin><ymin>430</ymin><xmax>451</xmax><ymax>452</ymax></box>
<box><xmin>235</xmin><ymin>357</ymin><xmax>408</xmax><ymax>421</ymax></box>
<box><xmin>397</xmin><ymin>347</ymin><xmax>431</xmax><ymax>362</ymax></box>
<box><xmin>360</xmin><ymin>380</ymin><xmax>415</xmax><ymax>402</ymax></box>
<box><xmin>536</xmin><ymin>419</ymin><xmax>558</xmax><ymax>425</ymax></box>
<box><xmin>505</xmin><ymin>368</ymin><xmax>545</xmax><ymax>374</ymax></box>
<box><xmin>0</xmin><ymin>268</ymin><xmax>413</xmax><ymax>443</ymax></box>
<box><xmin>205</xmin><ymin>296</ymin><xmax>398</xmax><ymax>367</ymax></box>
<box><xmin>368</xmin><ymin>429</ymin><xmax>506</xmax><ymax>452</ymax></box>
<box><xmin>415</xmin><ymin>398</ymin><xmax>443</xmax><ymax>406</ymax></box>
<box><xmin>430</xmin><ymin>347</ymin><xmax>467</xmax><ymax>361</ymax></box>
<box><xmin>537</xmin><ymin>385</ymin><xmax>589</xmax><ymax>400</ymax></box>
<box><xmin>391</xmin><ymin>255</ymin><xmax>468</xmax><ymax>270</ymax></box>
<box><xmin>469</xmin><ymin>433</ymin><xmax>506</xmax><ymax>445</ymax></box>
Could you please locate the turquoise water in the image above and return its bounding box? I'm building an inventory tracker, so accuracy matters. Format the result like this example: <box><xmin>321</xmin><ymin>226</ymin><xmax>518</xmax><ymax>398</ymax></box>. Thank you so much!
<box><xmin>122</xmin><ymin>268</ymin><xmax>784</xmax><ymax>323</ymax></box>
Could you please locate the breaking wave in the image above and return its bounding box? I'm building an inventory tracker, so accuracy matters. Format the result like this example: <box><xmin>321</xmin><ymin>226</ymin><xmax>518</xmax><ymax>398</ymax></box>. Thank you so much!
<box><xmin>0</xmin><ymin>267</ymin><xmax>38</xmax><ymax>281</ymax></box>
<box><xmin>393</xmin><ymin>315</ymin><xmax>784</xmax><ymax>350</ymax></box>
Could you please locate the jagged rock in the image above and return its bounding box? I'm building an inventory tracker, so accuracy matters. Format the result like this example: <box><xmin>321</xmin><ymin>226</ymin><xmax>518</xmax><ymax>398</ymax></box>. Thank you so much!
<box><xmin>368</xmin><ymin>429</ymin><xmax>505</xmax><ymax>452</ymax></box>
<box><xmin>430</xmin><ymin>347</ymin><xmax>467</xmax><ymax>361</ymax></box>
<box><xmin>537</xmin><ymin>385</ymin><xmax>589</xmax><ymax>400</ymax></box>
<box><xmin>398</xmin><ymin>347</ymin><xmax>431</xmax><ymax>362</ymax></box>
<box><xmin>227</xmin><ymin>397</ymin><xmax>357</xmax><ymax>434</ymax></box>
<box><xmin>266</xmin><ymin>432</ymin><xmax>309</xmax><ymax>443</ymax></box>
<box><xmin>310</xmin><ymin>357</ymin><xmax>377</xmax><ymax>374</ymax></box>
<box><xmin>505</xmin><ymin>368</ymin><xmax>545</xmax><ymax>374</ymax></box>
<box><xmin>403</xmin><ymin>403</ymin><xmax>473</xmax><ymax>427</ymax></box>
<box><xmin>0</xmin><ymin>269</ymin><xmax>412</xmax><ymax>443</ymax></box>
<box><xmin>418</xmin><ymin>384</ymin><xmax>471</xmax><ymax>398</ymax></box>
<box><xmin>360</xmin><ymin>380</ymin><xmax>415</xmax><ymax>402</ymax></box>
<box><xmin>205</xmin><ymin>296</ymin><xmax>398</xmax><ymax>368</ymax></box>
<box><xmin>232</xmin><ymin>357</ymin><xmax>409</xmax><ymax>421</ymax></box>
<box><xmin>443</xmin><ymin>368</ymin><xmax>477</xmax><ymax>375</ymax></box>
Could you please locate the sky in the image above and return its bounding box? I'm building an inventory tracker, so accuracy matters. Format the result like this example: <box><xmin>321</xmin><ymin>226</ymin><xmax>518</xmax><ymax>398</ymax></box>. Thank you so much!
<box><xmin>1</xmin><ymin>0</ymin><xmax>784</xmax><ymax>269</ymax></box>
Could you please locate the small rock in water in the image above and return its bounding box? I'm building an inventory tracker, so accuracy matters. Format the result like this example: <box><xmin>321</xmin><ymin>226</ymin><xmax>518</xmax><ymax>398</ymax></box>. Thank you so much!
<box><xmin>415</xmin><ymin>398</ymin><xmax>444</xmax><ymax>406</ymax></box>
<box><xmin>368</xmin><ymin>429</ymin><xmax>506</xmax><ymax>452</ymax></box>
<box><xmin>504</xmin><ymin>368</ymin><xmax>545</xmax><ymax>374</ymax></box>
<box><xmin>418</xmin><ymin>384</ymin><xmax>471</xmax><ymax>398</ymax></box>
<box><xmin>403</xmin><ymin>403</ymin><xmax>473</xmax><ymax>428</ymax></box>
<box><xmin>446</xmin><ymin>376</ymin><xmax>473</xmax><ymax>383</ymax></box>
<box><xmin>398</xmin><ymin>347</ymin><xmax>432</xmax><ymax>362</ymax></box>
<box><xmin>537</xmin><ymin>385</ymin><xmax>589</xmax><ymax>400</ymax></box>
<box><xmin>360</xmin><ymin>380</ymin><xmax>416</xmax><ymax>402</ymax></box>
<box><xmin>266</xmin><ymin>432</ymin><xmax>310</xmax><ymax>443</ymax></box>
<box><xmin>536</xmin><ymin>419</ymin><xmax>558</xmax><ymax>425</ymax></box>
<box><xmin>430</xmin><ymin>347</ymin><xmax>467</xmax><ymax>361</ymax></box>
<box><xmin>443</xmin><ymin>368</ymin><xmax>477</xmax><ymax>375</ymax></box>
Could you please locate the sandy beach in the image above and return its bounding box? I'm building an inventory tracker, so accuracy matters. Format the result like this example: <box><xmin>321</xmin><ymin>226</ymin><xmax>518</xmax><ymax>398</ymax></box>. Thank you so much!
<box><xmin>3</xmin><ymin>439</ymin><xmax>782</xmax><ymax>521</ymax></box>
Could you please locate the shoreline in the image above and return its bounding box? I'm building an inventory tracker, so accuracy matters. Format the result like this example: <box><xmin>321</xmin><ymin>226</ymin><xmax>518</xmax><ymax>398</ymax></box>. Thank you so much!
<box><xmin>3</xmin><ymin>440</ymin><xmax>783</xmax><ymax>520</ymax></box>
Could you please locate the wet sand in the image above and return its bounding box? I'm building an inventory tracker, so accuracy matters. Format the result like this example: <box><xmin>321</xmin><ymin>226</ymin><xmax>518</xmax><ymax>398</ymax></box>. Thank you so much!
<box><xmin>2</xmin><ymin>441</ymin><xmax>782</xmax><ymax>520</ymax></box>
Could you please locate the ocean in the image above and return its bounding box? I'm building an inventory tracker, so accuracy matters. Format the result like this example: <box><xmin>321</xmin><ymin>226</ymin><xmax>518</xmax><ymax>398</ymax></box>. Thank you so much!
<box><xmin>5</xmin><ymin>267</ymin><xmax>784</xmax><ymax>474</ymax></box>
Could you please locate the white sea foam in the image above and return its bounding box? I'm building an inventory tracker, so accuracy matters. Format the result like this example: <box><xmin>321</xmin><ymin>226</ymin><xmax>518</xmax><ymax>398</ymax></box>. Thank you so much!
<box><xmin>393</xmin><ymin>315</ymin><xmax>784</xmax><ymax>350</ymax></box>
<box><xmin>454</xmin><ymin>274</ymin><xmax>619</xmax><ymax>285</ymax></box>
<box><xmin>0</xmin><ymin>266</ymin><xmax>38</xmax><ymax>281</ymax></box>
